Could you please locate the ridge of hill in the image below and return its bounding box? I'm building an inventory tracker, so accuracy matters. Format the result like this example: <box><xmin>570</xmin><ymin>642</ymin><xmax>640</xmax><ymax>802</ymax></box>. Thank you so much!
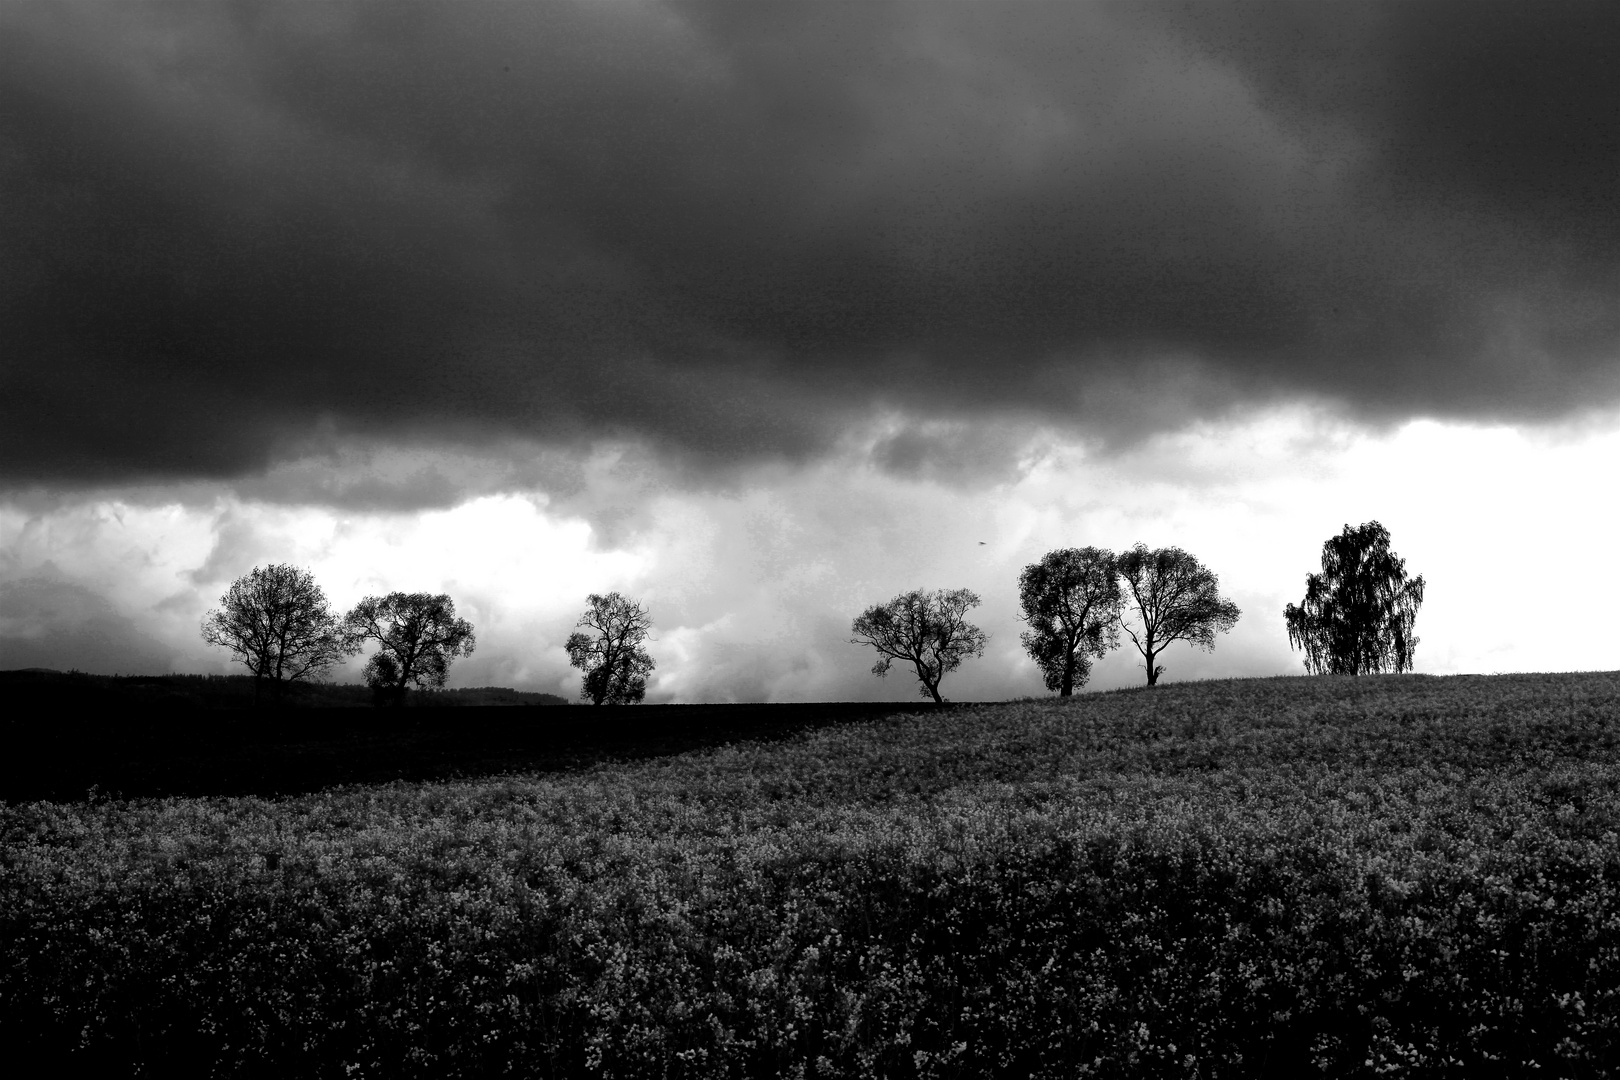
<box><xmin>0</xmin><ymin>668</ymin><xmax>567</xmax><ymax>710</ymax></box>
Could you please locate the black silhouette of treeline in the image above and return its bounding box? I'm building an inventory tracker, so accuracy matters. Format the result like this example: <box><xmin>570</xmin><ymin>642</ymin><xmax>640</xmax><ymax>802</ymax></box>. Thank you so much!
<box><xmin>0</xmin><ymin>668</ymin><xmax>567</xmax><ymax>711</ymax></box>
<box><xmin>0</xmin><ymin>669</ymin><xmax>946</xmax><ymax>803</ymax></box>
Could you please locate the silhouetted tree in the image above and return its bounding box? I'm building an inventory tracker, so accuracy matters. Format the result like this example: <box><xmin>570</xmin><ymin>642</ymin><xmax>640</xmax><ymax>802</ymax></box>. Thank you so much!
<box><xmin>1018</xmin><ymin>547</ymin><xmax>1121</xmax><ymax>696</ymax></box>
<box><xmin>345</xmin><ymin>593</ymin><xmax>476</xmax><ymax>706</ymax></box>
<box><xmin>1116</xmin><ymin>544</ymin><xmax>1240</xmax><ymax>686</ymax></box>
<box><xmin>851</xmin><ymin>588</ymin><xmax>986</xmax><ymax>703</ymax></box>
<box><xmin>566</xmin><ymin>593</ymin><xmax>655</xmax><ymax>704</ymax></box>
<box><xmin>200</xmin><ymin>564</ymin><xmax>354</xmax><ymax>704</ymax></box>
<box><xmin>1285</xmin><ymin>520</ymin><xmax>1425</xmax><ymax>675</ymax></box>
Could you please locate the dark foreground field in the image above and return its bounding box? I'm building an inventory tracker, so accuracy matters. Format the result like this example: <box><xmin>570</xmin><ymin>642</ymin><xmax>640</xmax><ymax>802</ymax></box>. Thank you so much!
<box><xmin>4</xmin><ymin>673</ymin><xmax>1620</xmax><ymax>1078</ymax></box>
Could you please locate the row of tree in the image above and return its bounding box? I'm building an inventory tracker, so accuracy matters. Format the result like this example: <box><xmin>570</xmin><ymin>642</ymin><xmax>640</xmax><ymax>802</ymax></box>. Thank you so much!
<box><xmin>202</xmin><ymin>521</ymin><xmax>1423</xmax><ymax>706</ymax></box>
<box><xmin>559</xmin><ymin>547</ymin><xmax>1246</xmax><ymax>706</ymax></box>
<box><xmin>197</xmin><ymin>571</ymin><xmax>656</xmax><ymax>707</ymax></box>
<box><xmin>198</xmin><ymin>572</ymin><xmax>656</xmax><ymax>708</ymax></box>
<box><xmin>848</xmin><ymin>522</ymin><xmax>1423</xmax><ymax>701</ymax></box>
<box><xmin>850</xmin><ymin>543</ymin><xmax>1243</xmax><ymax>702</ymax></box>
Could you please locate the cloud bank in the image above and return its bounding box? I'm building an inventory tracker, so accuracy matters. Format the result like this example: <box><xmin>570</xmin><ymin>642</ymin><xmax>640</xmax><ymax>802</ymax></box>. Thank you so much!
<box><xmin>4</xmin><ymin>2</ymin><xmax>1618</xmax><ymax>501</ymax></box>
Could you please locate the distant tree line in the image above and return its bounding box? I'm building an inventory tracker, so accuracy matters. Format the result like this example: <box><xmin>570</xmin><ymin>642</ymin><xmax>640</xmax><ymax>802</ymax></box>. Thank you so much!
<box><xmin>203</xmin><ymin>522</ymin><xmax>1422</xmax><ymax>707</ymax></box>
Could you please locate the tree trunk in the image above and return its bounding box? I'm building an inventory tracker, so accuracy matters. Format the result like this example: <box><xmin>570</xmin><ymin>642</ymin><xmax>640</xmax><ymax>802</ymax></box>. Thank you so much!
<box><xmin>1145</xmin><ymin>645</ymin><xmax>1159</xmax><ymax>686</ymax></box>
<box><xmin>1060</xmin><ymin>651</ymin><xmax>1074</xmax><ymax>697</ymax></box>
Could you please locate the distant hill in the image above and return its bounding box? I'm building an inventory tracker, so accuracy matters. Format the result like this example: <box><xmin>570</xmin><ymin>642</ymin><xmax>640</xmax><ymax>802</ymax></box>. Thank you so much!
<box><xmin>0</xmin><ymin>669</ymin><xmax>568</xmax><ymax>710</ymax></box>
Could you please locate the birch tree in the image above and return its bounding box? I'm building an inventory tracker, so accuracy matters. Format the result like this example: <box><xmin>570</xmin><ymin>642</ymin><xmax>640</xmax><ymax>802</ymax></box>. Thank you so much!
<box><xmin>1284</xmin><ymin>521</ymin><xmax>1425</xmax><ymax>675</ymax></box>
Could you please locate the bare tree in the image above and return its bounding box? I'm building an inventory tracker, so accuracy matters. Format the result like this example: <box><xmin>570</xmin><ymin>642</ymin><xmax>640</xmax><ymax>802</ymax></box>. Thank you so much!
<box><xmin>1018</xmin><ymin>547</ymin><xmax>1121</xmax><ymax>696</ymax></box>
<box><xmin>1115</xmin><ymin>545</ymin><xmax>1240</xmax><ymax>686</ymax></box>
<box><xmin>345</xmin><ymin>592</ymin><xmax>476</xmax><ymax>706</ymax></box>
<box><xmin>850</xmin><ymin>588</ymin><xmax>986</xmax><ymax>703</ymax></box>
<box><xmin>1284</xmin><ymin>520</ymin><xmax>1425</xmax><ymax>675</ymax></box>
<box><xmin>200</xmin><ymin>564</ymin><xmax>354</xmax><ymax>704</ymax></box>
<box><xmin>565</xmin><ymin>592</ymin><xmax>655</xmax><ymax>704</ymax></box>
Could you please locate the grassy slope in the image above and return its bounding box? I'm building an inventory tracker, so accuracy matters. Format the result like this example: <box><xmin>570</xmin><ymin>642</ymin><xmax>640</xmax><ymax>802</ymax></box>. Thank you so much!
<box><xmin>4</xmin><ymin>672</ymin><xmax>1620</xmax><ymax>1078</ymax></box>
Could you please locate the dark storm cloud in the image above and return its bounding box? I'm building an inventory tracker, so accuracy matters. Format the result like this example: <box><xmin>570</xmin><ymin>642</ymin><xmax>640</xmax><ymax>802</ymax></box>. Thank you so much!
<box><xmin>3</xmin><ymin>2</ymin><xmax>1617</xmax><ymax>494</ymax></box>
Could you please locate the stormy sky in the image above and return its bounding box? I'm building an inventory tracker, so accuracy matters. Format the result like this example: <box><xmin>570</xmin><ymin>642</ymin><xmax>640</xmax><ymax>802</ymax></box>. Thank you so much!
<box><xmin>3</xmin><ymin>2</ymin><xmax>1618</xmax><ymax>699</ymax></box>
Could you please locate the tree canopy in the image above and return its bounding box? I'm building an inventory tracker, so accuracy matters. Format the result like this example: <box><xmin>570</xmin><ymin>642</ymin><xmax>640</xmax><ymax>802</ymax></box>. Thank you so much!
<box><xmin>1284</xmin><ymin>520</ymin><xmax>1425</xmax><ymax>675</ymax></box>
<box><xmin>200</xmin><ymin>564</ymin><xmax>354</xmax><ymax>703</ymax></box>
<box><xmin>345</xmin><ymin>592</ymin><xmax>476</xmax><ymax>706</ymax></box>
<box><xmin>1017</xmin><ymin>547</ymin><xmax>1121</xmax><ymax>696</ymax></box>
<box><xmin>1115</xmin><ymin>545</ymin><xmax>1240</xmax><ymax>686</ymax></box>
<box><xmin>850</xmin><ymin>588</ymin><xmax>986</xmax><ymax>703</ymax></box>
<box><xmin>565</xmin><ymin>592</ymin><xmax>656</xmax><ymax>705</ymax></box>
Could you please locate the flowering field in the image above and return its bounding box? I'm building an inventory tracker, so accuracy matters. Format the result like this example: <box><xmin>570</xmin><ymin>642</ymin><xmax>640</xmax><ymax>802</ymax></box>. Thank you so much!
<box><xmin>4</xmin><ymin>673</ymin><xmax>1620</xmax><ymax>1078</ymax></box>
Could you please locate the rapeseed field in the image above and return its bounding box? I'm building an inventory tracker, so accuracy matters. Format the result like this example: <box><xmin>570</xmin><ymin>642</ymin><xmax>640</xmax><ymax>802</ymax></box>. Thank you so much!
<box><xmin>4</xmin><ymin>673</ymin><xmax>1618</xmax><ymax>1077</ymax></box>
